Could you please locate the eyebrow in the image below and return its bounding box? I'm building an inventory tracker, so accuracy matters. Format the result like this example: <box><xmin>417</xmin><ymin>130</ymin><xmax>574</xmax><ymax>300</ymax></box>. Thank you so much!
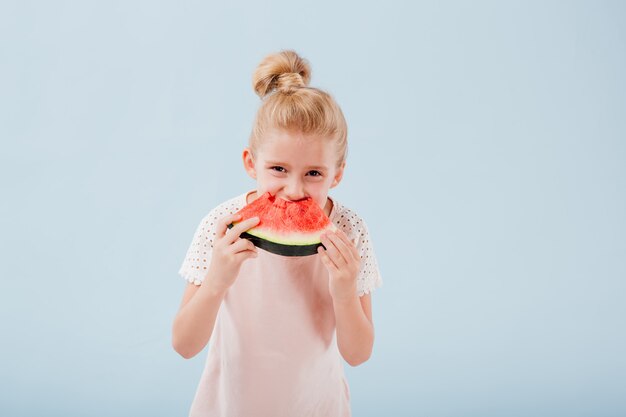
<box><xmin>265</xmin><ymin>161</ymin><xmax>328</xmax><ymax>170</ymax></box>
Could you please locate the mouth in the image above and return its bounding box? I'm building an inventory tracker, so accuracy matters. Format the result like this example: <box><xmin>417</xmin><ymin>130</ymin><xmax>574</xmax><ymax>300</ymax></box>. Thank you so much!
<box><xmin>262</xmin><ymin>192</ymin><xmax>312</xmax><ymax>204</ymax></box>
<box><xmin>276</xmin><ymin>196</ymin><xmax>311</xmax><ymax>203</ymax></box>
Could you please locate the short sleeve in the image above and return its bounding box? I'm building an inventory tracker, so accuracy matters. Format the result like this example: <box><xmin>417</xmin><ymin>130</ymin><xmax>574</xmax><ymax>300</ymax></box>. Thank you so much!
<box><xmin>177</xmin><ymin>211</ymin><xmax>219</xmax><ymax>286</ymax></box>
<box><xmin>178</xmin><ymin>195</ymin><xmax>245</xmax><ymax>286</ymax></box>
<box><xmin>333</xmin><ymin>207</ymin><xmax>383</xmax><ymax>297</ymax></box>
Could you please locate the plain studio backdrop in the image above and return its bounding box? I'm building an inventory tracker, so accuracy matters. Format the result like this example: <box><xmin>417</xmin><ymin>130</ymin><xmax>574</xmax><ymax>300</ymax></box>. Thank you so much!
<box><xmin>1</xmin><ymin>1</ymin><xmax>624</xmax><ymax>416</ymax></box>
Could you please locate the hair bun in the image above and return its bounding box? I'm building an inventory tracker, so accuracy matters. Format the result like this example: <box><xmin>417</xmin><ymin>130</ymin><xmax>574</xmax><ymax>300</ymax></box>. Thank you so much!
<box><xmin>252</xmin><ymin>50</ymin><xmax>312</xmax><ymax>98</ymax></box>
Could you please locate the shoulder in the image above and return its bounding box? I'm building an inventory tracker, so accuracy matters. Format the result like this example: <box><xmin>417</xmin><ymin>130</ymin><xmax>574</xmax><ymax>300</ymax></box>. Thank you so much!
<box><xmin>198</xmin><ymin>192</ymin><xmax>248</xmax><ymax>226</ymax></box>
<box><xmin>187</xmin><ymin>192</ymin><xmax>248</xmax><ymax>239</ymax></box>
<box><xmin>179</xmin><ymin>192</ymin><xmax>249</xmax><ymax>286</ymax></box>
<box><xmin>330</xmin><ymin>197</ymin><xmax>383</xmax><ymax>296</ymax></box>
<box><xmin>330</xmin><ymin>198</ymin><xmax>372</xmax><ymax>240</ymax></box>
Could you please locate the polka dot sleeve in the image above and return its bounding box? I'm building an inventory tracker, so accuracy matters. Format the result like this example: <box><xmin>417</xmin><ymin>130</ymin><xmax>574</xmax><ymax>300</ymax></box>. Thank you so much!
<box><xmin>333</xmin><ymin>205</ymin><xmax>383</xmax><ymax>297</ymax></box>
<box><xmin>178</xmin><ymin>195</ymin><xmax>245</xmax><ymax>286</ymax></box>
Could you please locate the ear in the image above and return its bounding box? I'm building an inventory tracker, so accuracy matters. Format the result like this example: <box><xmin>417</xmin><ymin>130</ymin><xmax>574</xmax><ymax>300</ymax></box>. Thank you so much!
<box><xmin>330</xmin><ymin>161</ymin><xmax>345</xmax><ymax>188</ymax></box>
<box><xmin>242</xmin><ymin>148</ymin><xmax>257</xmax><ymax>179</ymax></box>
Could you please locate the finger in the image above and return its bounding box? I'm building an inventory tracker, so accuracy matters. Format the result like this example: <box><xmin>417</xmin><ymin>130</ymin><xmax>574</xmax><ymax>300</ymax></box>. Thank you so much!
<box><xmin>230</xmin><ymin>237</ymin><xmax>257</xmax><ymax>254</ymax></box>
<box><xmin>225</xmin><ymin>217</ymin><xmax>260</xmax><ymax>243</ymax></box>
<box><xmin>234</xmin><ymin>249</ymin><xmax>258</xmax><ymax>264</ymax></box>
<box><xmin>321</xmin><ymin>232</ymin><xmax>348</xmax><ymax>267</ymax></box>
<box><xmin>317</xmin><ymin>246</ymin><xmax>338</xmax><ymax>272</ymax></box>
<box><xmin>334</xmin><ymin>229</ymin><xmax>360</xmax><ymax>263</ymax></box>
<box><xmin>328</xmin><ymin>232</ymin><xmax>353</xmax><ymax>265</ymax></box>
<box><xmin>217</xmin><ymin>214</ymin><xmax>243</xmax><ymax>238</ymax></box>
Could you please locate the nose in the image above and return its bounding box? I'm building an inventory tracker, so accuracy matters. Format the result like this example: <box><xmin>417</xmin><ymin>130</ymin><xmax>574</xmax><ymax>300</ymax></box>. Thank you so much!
<box><xmin>283</xmin><ymin>177</ymin><xmax>306</xmax><ymax>201</ymax></box>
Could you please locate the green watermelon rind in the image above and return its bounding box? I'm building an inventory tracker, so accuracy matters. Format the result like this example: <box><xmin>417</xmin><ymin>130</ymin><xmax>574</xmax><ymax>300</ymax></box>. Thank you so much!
<box><xmin>240</xmin><ymin>232</ymin><xmax>321</xmax><ymax>257</ymax></box>
<box><xmin>245</xmin><ymin>224</ymin><xmax>337</xmax><ymax>246</ymax></box>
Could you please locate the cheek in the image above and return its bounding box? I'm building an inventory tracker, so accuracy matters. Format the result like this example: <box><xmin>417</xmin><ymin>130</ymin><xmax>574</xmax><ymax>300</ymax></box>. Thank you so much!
<box><xmin>314</xmin><ymin>177</ymin><xmax>335</xmax><ymax>192</ymax></box>
<box><xmin>309</xmin><ymin>183</ymin><xmax>331</xmax><ymax>203</ymax></box>
<box><xmin>256</xmin><ymin>173</ymin><xmax>281</xmax><ymax>190</ymax></box>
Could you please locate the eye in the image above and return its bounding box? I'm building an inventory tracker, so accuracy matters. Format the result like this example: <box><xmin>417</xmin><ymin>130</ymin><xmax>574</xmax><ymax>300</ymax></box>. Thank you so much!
<box><xmin>307</xmin><ymin>170</ymin><xmax>322</xmax><ymax>177</ymax></box>
<box><xmin>270</xmin><ymin>166</ymin><xmax>286</xmax><ymax>173</ymax></box>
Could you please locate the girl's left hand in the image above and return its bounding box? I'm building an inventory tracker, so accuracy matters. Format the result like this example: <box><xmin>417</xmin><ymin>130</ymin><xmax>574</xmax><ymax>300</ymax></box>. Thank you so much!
<box><xmin>318</xmin><ymin>229</ymin><xmax>360</xmax><ymax>302</ymax></box>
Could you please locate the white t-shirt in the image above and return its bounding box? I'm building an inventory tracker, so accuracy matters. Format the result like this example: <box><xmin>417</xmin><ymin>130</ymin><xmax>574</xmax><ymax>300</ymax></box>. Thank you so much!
<box><xmin>178</xmin><ymin>190</ymin><xmax>383</xmax><ymax>417</ymax></box>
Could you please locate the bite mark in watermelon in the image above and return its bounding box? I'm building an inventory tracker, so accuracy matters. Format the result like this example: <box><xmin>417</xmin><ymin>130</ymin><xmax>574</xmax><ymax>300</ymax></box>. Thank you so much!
<box><xmin>227</xmin><ymin>191</ymin><xmax>337</xmax><ymax>257</ymax></box>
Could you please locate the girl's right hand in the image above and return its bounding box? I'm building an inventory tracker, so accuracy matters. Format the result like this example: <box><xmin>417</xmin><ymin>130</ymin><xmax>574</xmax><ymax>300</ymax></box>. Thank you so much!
<box><xmin>205</xmin><ymin>214</ymin><xmax>260</xmax><ymax>295</ymax></box>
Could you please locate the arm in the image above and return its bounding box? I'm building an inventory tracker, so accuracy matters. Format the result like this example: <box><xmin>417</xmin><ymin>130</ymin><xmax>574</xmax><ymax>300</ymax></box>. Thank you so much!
<box><xmin>171</xmin><ymin>282</ymin><xmax>227</xmax><ymax>359</ymax></box>
<box><xmin>333</xmin><ymin>292</ymin><xmax>374</xmax><ymax>366</ymax></box>
<box><xmin>318</xmin><ymin>229</ymin><xmax>376</xmax><ymax>367</ymax></box>
<box><xmin>172</xmin><ymin>214</ymin><xmax>259</xmax><ymax>359</ymax></box>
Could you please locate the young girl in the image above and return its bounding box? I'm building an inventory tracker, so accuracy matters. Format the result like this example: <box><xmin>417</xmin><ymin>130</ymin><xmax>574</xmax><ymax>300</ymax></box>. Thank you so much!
<box><xmin>173</xmin><ymin>50</ymin><xmax>383</xmax><ymax>417</ymax></box>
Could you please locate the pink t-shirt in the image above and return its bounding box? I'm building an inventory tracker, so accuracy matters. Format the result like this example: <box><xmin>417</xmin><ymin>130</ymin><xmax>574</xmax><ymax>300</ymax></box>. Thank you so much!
<box><xmin>178</xmin><ymin>190</ymin><xmax>383</xmax><ymax>417</ymax></box>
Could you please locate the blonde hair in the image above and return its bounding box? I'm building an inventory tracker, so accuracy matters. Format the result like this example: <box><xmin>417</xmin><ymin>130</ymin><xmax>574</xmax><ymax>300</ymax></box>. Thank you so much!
<box><xmin>249</xmin><ymin>50</ymin><xmax>348</xmax><ymax>168</ymax></box>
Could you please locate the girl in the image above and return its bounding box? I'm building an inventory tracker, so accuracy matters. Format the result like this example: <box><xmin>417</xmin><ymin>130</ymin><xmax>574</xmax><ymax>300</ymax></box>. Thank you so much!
<box><xmin>173</xmin><ymin>50</ymin><xmax>383</xmax><ymax>417</ymax></box>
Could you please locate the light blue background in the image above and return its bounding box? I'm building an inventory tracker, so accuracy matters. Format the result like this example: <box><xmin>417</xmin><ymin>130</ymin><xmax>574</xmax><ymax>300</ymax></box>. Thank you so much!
<box><xmin>1</xmin><ymin>1</ymin><xmax>625</xmax><ymax>416</ymax></box>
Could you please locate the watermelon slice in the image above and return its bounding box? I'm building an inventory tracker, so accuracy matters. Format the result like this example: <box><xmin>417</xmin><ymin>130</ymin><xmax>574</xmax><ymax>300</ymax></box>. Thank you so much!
<box><xmin>227</xmin><ymin>191</ymin><xmax>337</xmax><ymax>257</ymax></box>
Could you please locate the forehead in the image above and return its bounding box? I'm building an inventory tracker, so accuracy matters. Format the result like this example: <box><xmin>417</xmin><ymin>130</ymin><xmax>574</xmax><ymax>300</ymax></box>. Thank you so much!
<box><xmin>258</xmin><ymin>129</ymin><xmax>336</xmax><ymax>166</ymax></box>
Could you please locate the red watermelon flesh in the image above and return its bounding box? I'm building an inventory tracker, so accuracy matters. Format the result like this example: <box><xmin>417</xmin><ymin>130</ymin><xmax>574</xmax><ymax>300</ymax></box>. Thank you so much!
<box><xmin>228</xmin><ymin>191</ymin><xmax>337</xmax><ymax>256</ymax></box>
